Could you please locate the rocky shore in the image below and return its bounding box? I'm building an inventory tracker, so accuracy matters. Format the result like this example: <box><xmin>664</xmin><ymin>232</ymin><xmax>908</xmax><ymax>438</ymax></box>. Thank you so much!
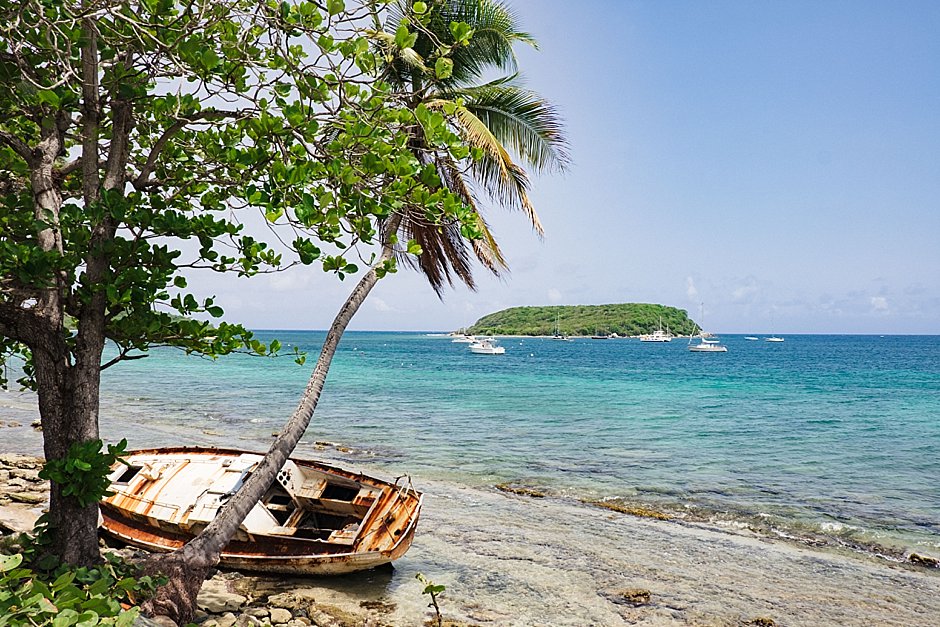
<box><xmin>3</xmin><ymin>450</ymin><xmax>940</xmax><ymax>626</ymax></box>
<box><xmin>0</xmin><ymin>454</ymin><xmax>449</xmax><ymax>627</ymax></box>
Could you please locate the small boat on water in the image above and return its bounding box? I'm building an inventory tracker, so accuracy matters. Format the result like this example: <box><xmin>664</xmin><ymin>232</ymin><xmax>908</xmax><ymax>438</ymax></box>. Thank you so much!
<box><xmin>744</xmin><ymin>336</ymin><xmax>759</xmax><ymax>341</ymax></box>
<box><xmin>451</xmin><ymin>334</ymin><xmax>476</xmax><ymax>343</ymax></box>
<box><xmin>765</xmin><ymin>336</ymin><xmax>784</xmax><ymax>342</ymax></box>
<box><xmin>688</xmin><ymin>337</ymin><xmax>728</xmax><ymax>352</ymax></box>
<box><xmin>640</xmin><ymin>317</ymin><xmax>673</xmax><ymax>342</ymax></box>
<box><xmin>99</xmin><ymin>447</ymin><xmax>422</xmax><ymax>575</ymax></box>
<box><xmin>469</xmin><ymin>339</ymin><xmax>505</xmax><ymax>354</ymax></box>
<box><xmin>688</xmin><ymin>304</ymin><xmax>727</xmax><ymax>352</ymax></box>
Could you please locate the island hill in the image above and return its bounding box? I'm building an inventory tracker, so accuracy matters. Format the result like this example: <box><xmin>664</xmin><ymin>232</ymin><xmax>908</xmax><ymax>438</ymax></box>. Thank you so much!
<box><xmin>464</xmin><ymin>304</ymin><xmax>698</xmax><ymax>338</ymax></box>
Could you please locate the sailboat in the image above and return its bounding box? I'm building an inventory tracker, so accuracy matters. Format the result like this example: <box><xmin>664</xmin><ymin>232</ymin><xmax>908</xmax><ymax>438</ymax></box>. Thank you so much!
<box><xmin>688</xmin><ymin>304</ymin><xmax>727</xmax><ymax>353</ymax></box>
<box><xmin>765</xmin><ymin>311</ymin><xmax>784</xmax><ymax>342</ymax></box>
<box><xmin>550</xmin><ymin>312</ymin><xmax>572</xmax><ymax>341</ymax></box>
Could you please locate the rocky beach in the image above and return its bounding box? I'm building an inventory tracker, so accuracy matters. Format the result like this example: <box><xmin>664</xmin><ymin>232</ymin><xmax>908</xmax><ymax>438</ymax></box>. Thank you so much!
<box><xmin>1</xmin><ymin>441</ymin><xmax>939</xmax><ymax>626</ymax></box>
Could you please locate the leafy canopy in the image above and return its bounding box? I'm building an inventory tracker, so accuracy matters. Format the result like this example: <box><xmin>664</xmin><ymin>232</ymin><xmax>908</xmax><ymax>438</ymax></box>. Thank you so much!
<box><xmin>0</xmin><ymin>0</ymin><xmax>484</xmax><ymax>384</ymax></box>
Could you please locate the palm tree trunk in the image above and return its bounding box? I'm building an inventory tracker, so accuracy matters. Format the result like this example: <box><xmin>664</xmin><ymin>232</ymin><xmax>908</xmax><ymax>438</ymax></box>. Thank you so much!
<box><xmin>142</xmin><ymin>215</ymin><xmax>402</xmax><ymax>625</ymax></box>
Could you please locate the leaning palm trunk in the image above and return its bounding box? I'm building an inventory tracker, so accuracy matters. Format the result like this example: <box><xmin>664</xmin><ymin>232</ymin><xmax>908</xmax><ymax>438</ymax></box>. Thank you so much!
<box><xmin>141</xmin><ymin>217</ymin><xmax>402</xmax><ymax>624</ymax></box>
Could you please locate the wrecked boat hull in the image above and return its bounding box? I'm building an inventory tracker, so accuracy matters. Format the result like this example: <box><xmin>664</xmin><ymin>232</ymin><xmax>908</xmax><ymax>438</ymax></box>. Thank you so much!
<box><xmin>99</xmin><ymin>447</ymin><xmax>422</xmax><ymax>575</ymax></box>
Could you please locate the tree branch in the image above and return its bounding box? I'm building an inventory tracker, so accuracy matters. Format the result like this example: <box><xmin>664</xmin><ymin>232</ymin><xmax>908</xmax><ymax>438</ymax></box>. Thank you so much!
<box><xmin>0</xmin><ymin>130</ymin><xmax>34</xmax><ymax>165</ymax></box>
<box><xmin>100</xmin><ymin>350</ymin><xmax>148</xmax><ymax>371</ymax></box>
<box><xmin>133</xmin><ymin>109</ymin><xmax>253</xmax><ymax>189</ymax></box>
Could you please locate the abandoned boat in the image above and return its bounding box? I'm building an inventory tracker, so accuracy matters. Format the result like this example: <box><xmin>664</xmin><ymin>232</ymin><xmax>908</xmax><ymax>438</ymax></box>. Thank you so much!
<box><xmin>99</xmin><ymin>447</ymin><xmax>423</xmax><ymax>575</ymax></box>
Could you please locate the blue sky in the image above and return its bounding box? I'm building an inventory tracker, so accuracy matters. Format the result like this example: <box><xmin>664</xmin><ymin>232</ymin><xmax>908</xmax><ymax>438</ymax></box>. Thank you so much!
<box><xmin>204</xmin><ymin>1</ymin><xmax>940</xmax><ymax>334</ymax></box>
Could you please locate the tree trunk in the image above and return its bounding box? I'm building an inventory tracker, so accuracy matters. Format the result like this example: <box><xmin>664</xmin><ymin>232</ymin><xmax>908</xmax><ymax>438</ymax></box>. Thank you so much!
<box><xmin>36</xmin><ymin>351</ymin><xmax>104</xmax><ymax>566</ymax></box>
<box><xmin>143</xmin><ymin>218</ymin><xmax>401</xmax><ymax>624</ymax></box>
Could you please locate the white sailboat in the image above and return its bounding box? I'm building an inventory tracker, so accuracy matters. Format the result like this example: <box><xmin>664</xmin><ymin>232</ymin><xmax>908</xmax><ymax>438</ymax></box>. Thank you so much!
<box><xmin>550</xmin><ymin>312</ymin><xmax>572</xmax><ymax>341</ymax></box>
<box><xmin>765</xmin><ymin>311</ymin><xmax>784</xmax><ymax>342</ymax></box>
<box><xmin>688</xmin><ymin>304</ymin><xmax>727</xmax><ymax>353</ymax></box>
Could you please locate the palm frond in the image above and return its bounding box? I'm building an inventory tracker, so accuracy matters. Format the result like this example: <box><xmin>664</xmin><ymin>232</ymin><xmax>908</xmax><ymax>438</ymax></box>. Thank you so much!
<box><xmin>443</xmin><ymin>0</ymin><xmax>537</xmax><ymax>84</ymax></box>
<box><xmin>435</xmin><ymin>153</ymin><xmax>507</xmax><ymax>273</ymax></box>
<box><xmin>453</xmin><ymin>81</ymin><xmax>570</xmax><ymax>174</ymax></box>
<box><xmin>453</xmin><ymin>104</ymin><xmax>544</xmax><ymax>236</ymax></box>
<box><xmin>384</xmin><ymin>0</ymin><xmax>537</xmax><ymax>89</ymax></box>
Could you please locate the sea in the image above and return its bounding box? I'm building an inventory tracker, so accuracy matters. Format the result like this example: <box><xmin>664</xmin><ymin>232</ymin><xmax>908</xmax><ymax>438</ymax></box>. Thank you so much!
<box><xmin>2</xmin><ymin>331</ymin><xmax>939</xmax><ymax>624</ymax></box>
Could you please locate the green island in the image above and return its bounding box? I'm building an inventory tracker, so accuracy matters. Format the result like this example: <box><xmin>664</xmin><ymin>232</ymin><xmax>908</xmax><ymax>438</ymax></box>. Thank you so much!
<box><xmin>465</xmin><ymin>303</ymin><xmax>697</xmax><ymax>337</ymax></box>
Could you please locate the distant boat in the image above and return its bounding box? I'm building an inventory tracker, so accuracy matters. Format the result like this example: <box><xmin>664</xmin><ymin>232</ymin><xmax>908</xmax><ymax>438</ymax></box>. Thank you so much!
<box><xmin>451</xmin><ymin>335</ymin><xmax>476</xmax><ymax>344</ymax></box>
<box><xmin>765</xmin><ymin>311</ymin><xmax>784</xmax><ymax>342</ymax></box>
<box><xmin>550</xmin><ymin>313</ymin><xmax>572</xmax><ymax>341</ymax></box>
<box><xmin>688</xmin><ymin>304</ymin><xmax>727</xmax><ymax>353</ymax></box>
<box><xmin>469</xmin><ymin>339</ymin><xmax>505</xmax><ymax>354</ymax></box>
<box><xmin>689</xmin><ymin>337</ymin><xmax>728</xmax><ymax>352</ymax></box>
<box><xmin>744</xmin><ymin>336</ymin><xmax>759</xmax><ymax>341</ymax></box>
<box><xmin>640</xmin><ymin>316</ymin><xmax>673</xmax><ymax>342</ymax></box>
<box><xmin>590</xmin><ymin>328</ymin><xmax>609</xmax><ymax>339</ymax></box>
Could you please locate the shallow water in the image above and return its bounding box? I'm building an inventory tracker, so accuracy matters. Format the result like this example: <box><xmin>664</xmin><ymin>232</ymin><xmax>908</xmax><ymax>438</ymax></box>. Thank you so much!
<box><xmin>2</xmin><ymin>332</ymin><xmax>939</xmax><ymax>624</ymax></box>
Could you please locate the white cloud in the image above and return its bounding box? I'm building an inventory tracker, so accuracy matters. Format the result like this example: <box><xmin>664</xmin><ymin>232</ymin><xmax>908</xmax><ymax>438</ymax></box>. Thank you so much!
<box><xmin>547</xmin><ymin>288</ymin><xmax>562</xmax><ymax>303</ymax></box>
<box><xmin>268</xmin><ymin>269</ymin><xmax>313</xmax><ymax>292</ymax></box>
<box><xmin>371</xmin><ymin>297</ymin><xmax>392</xmax><ymax>312</ymax></box>
<box><xmin>870</xmin><ymin>296</ymin><xmax>889</xmax><ymax>313</ymax></box>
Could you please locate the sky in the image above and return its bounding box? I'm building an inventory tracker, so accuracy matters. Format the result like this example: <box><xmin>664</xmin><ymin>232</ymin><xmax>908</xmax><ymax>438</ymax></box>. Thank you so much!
<box><xmin>195</xmin><ymin>0</ymin><xmax>940</xmax><ymax>334</ymax></box>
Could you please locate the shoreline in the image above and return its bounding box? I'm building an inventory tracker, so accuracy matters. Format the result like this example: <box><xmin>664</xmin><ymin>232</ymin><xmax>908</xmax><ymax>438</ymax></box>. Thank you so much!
<box><xmin>1</xmin><ymin>438</ymin><xmax>938</xmax><ymax>625</ymax></box>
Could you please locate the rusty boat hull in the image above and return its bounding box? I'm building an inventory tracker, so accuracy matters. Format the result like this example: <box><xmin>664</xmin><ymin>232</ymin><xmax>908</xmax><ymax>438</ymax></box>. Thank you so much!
<box><xmin>99</xmin><ymin>447</ymin><xmax>422</xmax><ymax>575</ymax></box>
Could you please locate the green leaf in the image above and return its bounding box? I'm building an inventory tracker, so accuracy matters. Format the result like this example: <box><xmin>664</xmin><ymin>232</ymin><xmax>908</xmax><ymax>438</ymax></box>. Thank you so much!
<box><xmin>449</xmin><ymin>21</ymin><xmax>473</xmax><ymax>44</ymax></box>
<box><xmin>0</xmin><ymin>553</ymin><xmax>23</xmax><ymax>572</ymax></box>
<box><xmin>326</xmin><ymin>0</ymin><xmax>344</xmax><ymax>15</ymax></box>
<box><xmin>413</xmin><ymin>1</ymin><xmax>427</xmax><ymax>14</ymax></box>
<box><xmin>37</xmin><ymin>90</ymin><xmax>61</xmax><ymax>107</ymax></box>
<box><xmin>434</xmin><ymin>57</ymin><xmax>453</xmax><ymax>80</ymax></box>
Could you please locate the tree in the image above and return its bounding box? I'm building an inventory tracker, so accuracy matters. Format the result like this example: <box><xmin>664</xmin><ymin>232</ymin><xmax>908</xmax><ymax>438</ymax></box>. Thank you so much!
<box><xmin>380</xmin><ymin>0</ymin><xmax>569</xmax><ymax>291</ymax></box>
<box><xmin>141</xmin><ymin>1</ymin><xmax>568</xmax><ymax>622</ymax></box>
<box><xmin>0</xmin><ymin>0</ymin><xmax>478</xmax><ymax>570</ymax></box>
<box><xmin>1</xmin><ymin>0</ymin><xmax>564</xmax><ymax>622</ymax></box>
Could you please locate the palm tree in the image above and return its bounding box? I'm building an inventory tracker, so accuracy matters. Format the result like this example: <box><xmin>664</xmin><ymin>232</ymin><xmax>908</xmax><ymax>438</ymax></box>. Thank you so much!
<box><xmin>381</xmin><ymin>0</ymin><xmax>569</xmax><ymax>291</ymax></box>
<box><xmin>142</xmin><ymin>2</ymin><xmax>566</xmax><ymax>621</ymax></box>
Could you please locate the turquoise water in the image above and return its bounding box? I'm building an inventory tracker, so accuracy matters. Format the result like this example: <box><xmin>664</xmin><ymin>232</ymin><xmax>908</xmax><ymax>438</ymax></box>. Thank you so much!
<box><xmin>94</xmin><ymin>332</ymin><xmax>940</xmax><ymax>559</ymax></box>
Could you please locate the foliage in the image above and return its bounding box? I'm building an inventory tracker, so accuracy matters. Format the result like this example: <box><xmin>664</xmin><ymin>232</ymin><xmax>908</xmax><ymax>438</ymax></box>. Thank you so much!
<box><xmin>466</xmin><ymin>303</ymin><xmax>698</xmax><ymax>337</ymax></box>
<box><xmin>0</xmin><ymin>550</ymin><xmax>162</xmax><ymax>626</ymax></box>
<box><xmin>39</xmin><ymin>439</ymin><xmax>128</xmax><ymax>508</ymax></box>
<box><xmin>416</xmin><ymin>572</ymin><xmax>445</xmax><ymax>627</ymax></box>
<box><xmin>0</xmin><ymin>0</ymin><xmax>486</xmax><ymax>564</ymax></box>
<box><xmin>0</xmin><ymin>0</ymin><xmax>482</xmax><ymax>388</ymax></box>
<box><xmin>377</xmin><ymin>0</ymin><xmax>569</xmax><ymax>292</ymax></box>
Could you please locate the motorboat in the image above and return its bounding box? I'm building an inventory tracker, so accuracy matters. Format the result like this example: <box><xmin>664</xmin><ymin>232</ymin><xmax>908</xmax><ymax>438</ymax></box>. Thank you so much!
<box><xmin>744</xmin><ymin>336</ymin><xmax>759</xmax><ymax>341</ymax></box>
<box><xmin>469</xmin><ymin>339</ymin><xmax>505</xmax><ymax>354</ymax></box>
<box><xmin>640</xmin><ymin>317</ymin><xmax>673</xmax><ymax>342</ymax></box>
<box><xmin>451</xmin><ymin>334</ymin><xmax>476</xmax><ymax>343</ymax></box>
<box><xmin>99</xmin><ymin>447</ymin><xmax>422</xmax><ymax>575</ymax></box>
<box><xmin>765</xmin><ymin>336</ymin><xmax>784</xmax><ymax>342</ymax></box>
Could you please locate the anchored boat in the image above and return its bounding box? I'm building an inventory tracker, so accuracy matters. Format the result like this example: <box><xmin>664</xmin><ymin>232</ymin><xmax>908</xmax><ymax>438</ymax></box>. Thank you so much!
<box><xmin>99</xmin><ymin>447</ymin><xmax>422</xmax><ymax>575</ymax></box>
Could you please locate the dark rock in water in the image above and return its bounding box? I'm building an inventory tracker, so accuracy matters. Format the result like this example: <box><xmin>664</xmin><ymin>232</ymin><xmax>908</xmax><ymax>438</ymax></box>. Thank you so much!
<box><xmin>746</xmin><ymin>618</ymin><xmax>777</xmax><ymax>627</ymax></box>
<box><xmin>581</xmin><ymin>499</ymin><xmax>671</xmax><ymax>520</ymax></box>
<box><xmin>611</xmin><ymin>587</ymin><xmax>651</xmax><ymax>606</ymax></box>
<box><xmin>495</xmin><ymin>483</ymin><xmax>546</xmax><ymax>498</ymax></box>
<box><xmin>909</xmin><ymin>553</ymin><xmax>940</xmax><ymax>568</ymax></box>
